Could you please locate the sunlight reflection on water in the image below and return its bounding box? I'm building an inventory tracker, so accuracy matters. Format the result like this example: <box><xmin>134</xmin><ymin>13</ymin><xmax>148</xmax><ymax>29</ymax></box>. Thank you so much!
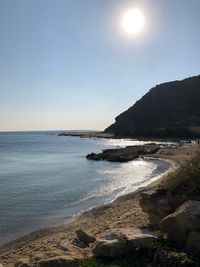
<box><xmin>0</xmin><ymin>131</ymin><xmax>172</xmax><ymax>245</ymax></box>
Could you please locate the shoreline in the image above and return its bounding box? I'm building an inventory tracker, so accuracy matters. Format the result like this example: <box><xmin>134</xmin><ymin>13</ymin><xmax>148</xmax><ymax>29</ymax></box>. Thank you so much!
<box><xmin>0</xmin><ymin>141</ymin><xmax>198</xmax><ymax>266</ymax></box>
<box><xmin>0</xmin><ymin>157</ymin><xmax>172</xmax><ymax>248</ymax></box>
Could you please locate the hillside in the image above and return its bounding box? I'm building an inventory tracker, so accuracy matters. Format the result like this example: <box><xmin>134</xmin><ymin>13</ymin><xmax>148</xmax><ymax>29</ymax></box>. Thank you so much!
<box><xmin>105</xmin><ymin>75</ymin><xmax>200</xmax><ymax>138</ymax></box>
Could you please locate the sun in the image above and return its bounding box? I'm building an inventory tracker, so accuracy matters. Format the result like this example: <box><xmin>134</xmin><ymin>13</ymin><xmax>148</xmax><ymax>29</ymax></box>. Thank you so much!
<box><xmin>122</xmin><ymin>8</ymin><xmax>145</xmax><ymax>34</ymax></box>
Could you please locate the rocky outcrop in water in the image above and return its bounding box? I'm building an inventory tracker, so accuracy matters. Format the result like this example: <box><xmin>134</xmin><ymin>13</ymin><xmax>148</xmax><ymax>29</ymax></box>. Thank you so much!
<box><xmin>86</xmin><ymin>143</ymin><xmax>160</xmax><ymax>162</ymax></box>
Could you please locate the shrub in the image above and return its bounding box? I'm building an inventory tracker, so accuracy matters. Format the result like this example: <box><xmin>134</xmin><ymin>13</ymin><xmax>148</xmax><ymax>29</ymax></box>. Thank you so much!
<box><xmin>163</xmin><ymin>148</ymin><xmax>200</xmax><ymax>198</ymax></box>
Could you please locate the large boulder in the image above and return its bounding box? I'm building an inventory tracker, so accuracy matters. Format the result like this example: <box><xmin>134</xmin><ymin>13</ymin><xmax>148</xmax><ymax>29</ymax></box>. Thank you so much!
<box><xmin>139</xmin><ymin>188</ymin><xmax>172</xmax><ymax>226</ymax></box>
<box><xmin>92</xmin><ymin>239</ymin><xmax>127</xmax><ymax>258</ymax></box>
<box><xmin>122</xmin><ymin>228</ymin><xmax>157</xmax><ymax>247</ymax></box>
<box><xmin>92</xmin><ymin>228</ymin><xmax>157</xmax><ymax>258</ymax></box>
<box><xmin>186</xmin><ymin>231</ymin><xmax>200</xmax><ymax>254</ymax></box>
<box><xmin>160</xmin><ymin>201</ymin><xmax>200</xmax><ymax>246</ymax></box>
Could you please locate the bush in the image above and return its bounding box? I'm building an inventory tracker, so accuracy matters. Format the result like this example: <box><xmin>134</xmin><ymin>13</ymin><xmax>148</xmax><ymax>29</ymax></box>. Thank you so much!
<box><xmin>163</xmin><ymin>148</ymin><xmax>200</xmax><ymax>198</ymax></box>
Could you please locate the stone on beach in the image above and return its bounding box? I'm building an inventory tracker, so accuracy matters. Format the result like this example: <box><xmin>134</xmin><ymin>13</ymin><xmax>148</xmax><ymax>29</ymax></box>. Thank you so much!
<box><xmin>75</xmin><ymin>229</ymin><xmax>96</xmax><ymax>246</ymax></box>
<box><xmin>139</xmin><ymin>187</ymin><xmax>172</xmax><ymax>226</ymax></box>
<box><xmin>71</xmin><ymin>237</ymin><xmax>88</xmax><ymax>248</ymax></box>
<box><xmin>92</xmin><ymin>239</ymin><xmax>127</xmax><ymax>258</ymax></box>
<box><xmin>92</xmin><ymin>228</ymin><xmax>157</xmax><ymax>258</ymax></box>
<box><xmin>160</xmin><ymin>200</ymin><xmax>200</xmax><ymax>246</ymax></box>
<box><xmin>121</xmin><ymin>228</ymin><xmax>157</xmax><ymax>247</ymax></box>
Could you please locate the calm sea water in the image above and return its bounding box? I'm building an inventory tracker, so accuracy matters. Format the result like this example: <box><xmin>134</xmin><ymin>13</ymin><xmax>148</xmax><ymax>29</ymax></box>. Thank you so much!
<box><xmin>0</xmin><ymin>131</ymin><xmax>171</xmax><ymax>245</ymax></box>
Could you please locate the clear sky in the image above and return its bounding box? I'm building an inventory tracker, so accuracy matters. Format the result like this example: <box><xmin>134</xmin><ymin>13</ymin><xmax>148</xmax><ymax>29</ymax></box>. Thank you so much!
<box><xmin>0</xmin><ymin>0</ymin><xmax>200</xmax><ymax>131</ymax></box>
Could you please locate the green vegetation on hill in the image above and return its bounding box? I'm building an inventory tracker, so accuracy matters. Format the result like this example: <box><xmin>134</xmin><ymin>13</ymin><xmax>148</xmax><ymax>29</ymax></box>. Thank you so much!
<box><xmin>105</xmin><ymin>75</ymin><xmax>200</xmax><ymax>138</ymax></box>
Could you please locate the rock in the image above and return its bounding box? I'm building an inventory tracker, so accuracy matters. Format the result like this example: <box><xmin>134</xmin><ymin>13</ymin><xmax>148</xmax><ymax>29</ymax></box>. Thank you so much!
<box><xmin>104</xmin><ymin>232</ymin><xmax>122</xmax><ymax>240</ymax></box>
<box><xmin>86</xmin><ymin>144</ymin><xmax>160</xmax><ymax>163</ymax></box>
<box><xmin>139</xmin><ymin>188</ymin><xmax>172</xmax><ymax>226</ymax></box>
<box><xmin>92</xmin><ymin>239</ymin><xmax>127</xmax><ymax>258</ymax></box>
<box><xmin>71</xmin><ymin>237</ymin><xmax>88</xmax><ymax>248</ymax></box>
<box><xmin>76</xmin><ymin>229</ymin><xmax>96</xmax><ymax>245</ymax></box>
<box><xmin>14</xmin><ymin>258</ymin><xmax>32</xmax><ymax>267</ymax></box>
<box><xmin>57</xmin><ymin>240</ymin><xmax>72</xmax><ymax>251</ymax></box>
<box><xmin>107</xmin><ymin>228</ymin><xmax>157</xmax><ymax>248</ymax></box>
<box><xmin>36</xmin><ymin>256</ymin><xmax>79</xmax><ymax>267</ymax></box>
<box><xmin>153</xmin><ymin>249</ymin><xmax>195</xmax><ymax>267</ymax></box>
<box><xmin>160</xmin><ymin>200</ymin><xmax>200</xmax><ymax>246</ymax></box>
<box><xmin>92</xmin><ymin>228</ymin><xmax>157</xmax><ymax>258</ymax></box>
<box><xmin>56</xmin><ymin>240</ymin><xmax>90</xmax><ymax>259</ymax></box>
<box><xmin>122</xmin><ymin>228</ymin><xmax>157</xmax><ymax>248</ymax></box>
<box><xmin>186</xmin><ymin>231</ymin><xmax>200</xmax><ymax>254</ymax></box>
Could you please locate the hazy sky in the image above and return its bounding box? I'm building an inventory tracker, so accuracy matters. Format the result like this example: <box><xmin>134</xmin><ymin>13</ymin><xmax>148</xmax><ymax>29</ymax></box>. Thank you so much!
<box><xmin>0</xmin><ymin>0</ymin><xmax>200</xmax><ymax>131</ymax></box>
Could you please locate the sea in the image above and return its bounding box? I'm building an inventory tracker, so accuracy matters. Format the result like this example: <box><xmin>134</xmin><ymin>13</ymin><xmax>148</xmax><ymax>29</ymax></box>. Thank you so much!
<box><xmin>0</xmin><ymin>131</ymin><xmax>172</xmax><ymax>246</ymax></box>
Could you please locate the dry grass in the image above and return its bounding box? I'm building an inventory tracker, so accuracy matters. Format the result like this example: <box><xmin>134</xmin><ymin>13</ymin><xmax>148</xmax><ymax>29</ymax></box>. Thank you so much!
<box><xmin>163</xmin><ymin>145</ymin><xmax>200</xmax><ymax>199</ymax></box>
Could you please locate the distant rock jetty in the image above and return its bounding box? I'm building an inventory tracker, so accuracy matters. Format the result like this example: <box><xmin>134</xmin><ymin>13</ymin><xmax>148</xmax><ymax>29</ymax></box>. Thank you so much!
<box><xmin>58</xmin><ymin>131</ymin><xmax>114</xmax><ymax>139</ymax></box>
<box><xmin>86</xmin><ymin>143</ymin><xmax>160</xmax><ymax>162</ymax></box>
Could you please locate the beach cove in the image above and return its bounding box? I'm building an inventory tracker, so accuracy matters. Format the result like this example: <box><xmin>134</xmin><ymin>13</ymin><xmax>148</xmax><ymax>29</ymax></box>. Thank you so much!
<box><xmin>1</xmin><ymin>133</ymin><xmax>197</xmax><ymax>266</ymax></box>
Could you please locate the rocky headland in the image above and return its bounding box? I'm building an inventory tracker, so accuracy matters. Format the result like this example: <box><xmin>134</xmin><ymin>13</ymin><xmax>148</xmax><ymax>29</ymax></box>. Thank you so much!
<box><xmin>105</xmin><ymin>75</ymin><xmax>200</xmax><ymax>138</ymax></box>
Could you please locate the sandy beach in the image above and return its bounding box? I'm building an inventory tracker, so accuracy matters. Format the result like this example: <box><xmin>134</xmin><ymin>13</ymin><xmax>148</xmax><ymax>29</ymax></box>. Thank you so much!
<box><xmin>0</xmin><ymin>141</ymin><xmax>199</xmax><ymax>267</ymax></box>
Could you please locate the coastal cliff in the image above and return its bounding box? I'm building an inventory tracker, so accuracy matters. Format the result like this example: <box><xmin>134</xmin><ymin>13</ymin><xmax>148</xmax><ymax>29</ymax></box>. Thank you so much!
<box><xmin>105</xmin><ymin>75</ymin><xmax>200</xmax><ymax>138</ymax></box>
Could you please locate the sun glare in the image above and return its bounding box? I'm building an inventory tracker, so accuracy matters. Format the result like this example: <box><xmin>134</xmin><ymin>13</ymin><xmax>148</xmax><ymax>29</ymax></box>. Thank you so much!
<box><xmin>122</xmin><ymin>8</ymin><xmax>145</xmax><ymax>34</ymax></box>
